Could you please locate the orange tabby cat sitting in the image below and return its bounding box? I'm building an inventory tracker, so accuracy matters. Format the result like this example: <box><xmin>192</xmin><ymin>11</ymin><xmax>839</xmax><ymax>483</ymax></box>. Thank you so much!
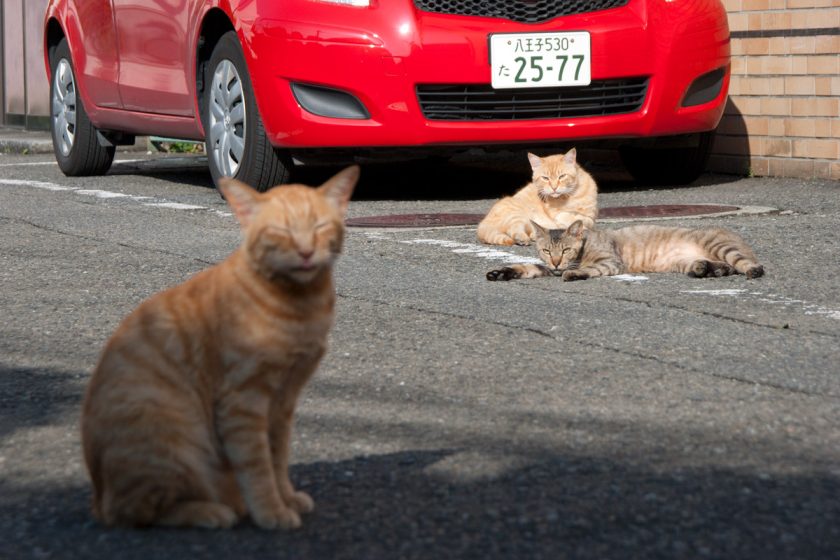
<box><xmin>477</xmin><ymin>148</ymin><xmax>597</xmax><ymax>246</ymax></box>
<box><xmin>81</xmin><ymin>166</ymin><xmax>359</xmax><ymax>530</ymax></box>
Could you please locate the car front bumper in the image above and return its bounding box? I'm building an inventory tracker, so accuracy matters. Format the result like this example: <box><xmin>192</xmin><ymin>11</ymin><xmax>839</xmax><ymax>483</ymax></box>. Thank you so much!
<box><xmin>244</xmin><ymin>0</ymin><xmax>730</xmax><ymax>149</ymax></box>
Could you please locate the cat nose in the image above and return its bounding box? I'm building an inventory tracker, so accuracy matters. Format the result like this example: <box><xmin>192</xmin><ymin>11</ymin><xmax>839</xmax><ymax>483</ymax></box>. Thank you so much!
<box><xmin>297</xmin><ymin>249</ymin><xmax>314</xmax><ymax>260</ymax></box>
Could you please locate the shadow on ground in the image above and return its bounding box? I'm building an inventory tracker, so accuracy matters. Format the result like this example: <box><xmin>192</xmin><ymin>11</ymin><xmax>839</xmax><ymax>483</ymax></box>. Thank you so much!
<box><xmin>102</xmin><ymin>152</ymin><xmax>746</xmax><ymax>202</ymax></box>
<box><xmin>1</xmin><ymin>361</ymin><xmax>838</xmax><ymax>559</ymax></box>
<box><xmin>2</xmin><ymin>447</ymin><xmax>838</xmax><ymax>560</ymax></box>
<box><xmin>0</xmin><ymin>365</ymin><xmax>85</xmax><ymax>439</ymax></box>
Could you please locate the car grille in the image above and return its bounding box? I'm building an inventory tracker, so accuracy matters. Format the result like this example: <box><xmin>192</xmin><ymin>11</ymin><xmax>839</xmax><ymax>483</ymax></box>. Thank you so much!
<box><xmin>416</xmin><ymin>78</ymin><xmax>649</xmax><ymax>121</ymax></box>
<box><xmin>413</xmin><ymin>0</ymin><xmax>631</xmax><ymax>23</ymax></box>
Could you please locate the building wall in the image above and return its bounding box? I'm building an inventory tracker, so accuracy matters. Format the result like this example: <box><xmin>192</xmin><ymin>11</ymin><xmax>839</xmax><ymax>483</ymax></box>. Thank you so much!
<box><xmin>1</xmin><ymin>0</ymin><xmax>50</xmax><ymax>129</ymax></box>
<box><xmin>711</xmin><ymin>0</ymin><xmax>840</xmax><ymax>180</ymax></box>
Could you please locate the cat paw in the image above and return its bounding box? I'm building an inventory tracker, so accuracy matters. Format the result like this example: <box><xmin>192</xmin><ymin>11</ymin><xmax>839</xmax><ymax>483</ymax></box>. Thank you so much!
<box><xmin>562</xmin><ymin>270</ymin><xmax>589</xmax><ymax>282</ymax></box>
<box><xmin>745</xmin><ymin>265</ymin><xmax>765</xmax><ymax>279</ymax></box>
<box><xmin>286</xmin><ymin>491</ymin><xmax>315</xmax><ymax>514</ymax></box>
<box><xmin>251</xmin><ymin>507</ymin><xmax>302</xmax><ymax>531</ymax></box>
<box><xmin>687</xmin><ymin>260</ymin><xmax>710</xmax><ymax>278</ymax></box>
<box><xmin>487</xmin><ymin>268</ymin><xmax>520</xmax><ymax>281</ymax></box>
<box><xmin>158</xmin><ymin>501</ymin><xmax>239</xmax><ymax>529</ymax></box>
<box><xmin>196</xmin><ymin>504</ymin><xmax>238</xmax><ymax>529</ymax></box>
<box><xmin>710</xmin><ymin>262</ymin><xmax>735</xmax><ymax>277</ymax></box>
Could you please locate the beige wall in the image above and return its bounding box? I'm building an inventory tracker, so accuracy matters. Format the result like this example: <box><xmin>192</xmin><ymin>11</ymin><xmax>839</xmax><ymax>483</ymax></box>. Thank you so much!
<box><xmin>711</xmin><ymin>1</ymin><xmax>840</xmax><ymax>179</ymax></box>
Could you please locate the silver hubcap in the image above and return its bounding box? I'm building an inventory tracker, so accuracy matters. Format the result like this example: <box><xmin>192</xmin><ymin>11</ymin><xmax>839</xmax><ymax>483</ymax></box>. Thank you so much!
<box><xmin>52</xmin><ymin>59</ymin><xmax>76</xmax><ymax>157</ymax></box>
<box><xmin>208</xmin><ymin>60</ymin><xmax>246</xmax><ymax>177</ymax></box>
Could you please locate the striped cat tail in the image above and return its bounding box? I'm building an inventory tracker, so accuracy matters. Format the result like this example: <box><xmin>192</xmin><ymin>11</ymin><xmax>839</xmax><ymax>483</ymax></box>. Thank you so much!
<box><xmin>99</xmin><ymin>470</ymin><xmax>183</xmax><ymax>527</ymax></box>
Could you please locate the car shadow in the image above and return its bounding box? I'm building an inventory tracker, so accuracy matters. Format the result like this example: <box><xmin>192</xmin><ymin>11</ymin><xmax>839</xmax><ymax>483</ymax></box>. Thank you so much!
<box><xmin>707</xmin><ymin>98</ymin><xmax>754</xmax><ymax>178</ymax></box>
<box><xmin>108</xmin><ymin>156</ymin><xmax>217</xmax><ymax>190</ymax></box>
<box><xmin>104</xmin><ymin>144</ymin><xmax>748</xmax><ymax>201</ymax></box>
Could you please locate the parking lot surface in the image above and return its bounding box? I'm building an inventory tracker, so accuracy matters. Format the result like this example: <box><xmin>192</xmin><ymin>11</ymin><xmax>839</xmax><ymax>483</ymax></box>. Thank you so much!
<box><xmin>1</xmin><ymin>149</ymin><xmax>839</xmax><ymax>559</ymax></box>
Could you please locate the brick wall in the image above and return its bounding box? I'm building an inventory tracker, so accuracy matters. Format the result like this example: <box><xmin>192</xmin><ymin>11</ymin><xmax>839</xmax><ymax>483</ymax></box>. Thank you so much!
<box><xmin>710</xmin><ymin>1</ymin><xmax>840</xmax><ymax>180</ymax></box>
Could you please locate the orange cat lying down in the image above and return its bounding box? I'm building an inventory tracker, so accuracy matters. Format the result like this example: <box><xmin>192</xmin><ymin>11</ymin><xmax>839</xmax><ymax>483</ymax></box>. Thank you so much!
<box><xmin>81</xmin><ymin>166</ymin><xmax>359</xmax><ymax>529</ymax></box>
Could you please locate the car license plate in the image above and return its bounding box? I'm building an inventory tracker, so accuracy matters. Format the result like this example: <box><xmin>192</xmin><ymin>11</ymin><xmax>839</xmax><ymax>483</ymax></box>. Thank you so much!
<box><xmin>490</xmin><ymin>32</ymin><xmax>591</xmax><ymax>89</ymax></box>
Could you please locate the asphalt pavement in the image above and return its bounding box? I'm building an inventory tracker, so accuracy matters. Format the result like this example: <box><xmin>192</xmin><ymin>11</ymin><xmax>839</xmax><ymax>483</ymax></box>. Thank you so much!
<box><xmin>1</xmin><ymin>131</ymin><xmax>839</xmax><ymax>559</ymax></box>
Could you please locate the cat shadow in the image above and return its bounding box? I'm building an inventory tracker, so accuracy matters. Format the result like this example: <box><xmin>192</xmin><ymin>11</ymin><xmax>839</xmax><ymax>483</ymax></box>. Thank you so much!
<box><xmin>4</xmin><ymin>446</ymin><xmax>838</xmax><ymax>559</ymax></box>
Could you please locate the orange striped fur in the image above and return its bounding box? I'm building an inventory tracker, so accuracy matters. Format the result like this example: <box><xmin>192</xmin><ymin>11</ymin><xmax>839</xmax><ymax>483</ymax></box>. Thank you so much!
<box><xmin>81</xmin><ymin>166</ymin><xmax>359</xmax><ymax>529</ymax></box>
<box><xmin>487</xmin><ymin>220</ymin><xmax>764</xmax><ymax>282</ymax></box>
<box><xmin>477</xmin><ymin>149</ymin><xmax>598</xmax><ymax>246</ymax></box>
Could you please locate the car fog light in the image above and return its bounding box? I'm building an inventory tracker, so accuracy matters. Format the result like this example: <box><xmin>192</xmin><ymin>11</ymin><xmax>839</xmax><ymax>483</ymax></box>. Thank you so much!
<box><xmin>291</xmin><ymin>83</ymin><xmax>371</xmax><ymax>120</ymax></box>
<box><xmin>682</xmin><ymin>67</ymin><xmax>726</xmax><ymax>108</ymax></box>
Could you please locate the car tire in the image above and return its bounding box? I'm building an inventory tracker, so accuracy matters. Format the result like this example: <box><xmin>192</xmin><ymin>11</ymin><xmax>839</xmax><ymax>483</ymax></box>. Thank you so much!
<box><xmin>203</xmin><ymin>31</ymin><xmax>290</xmax><ymax>193</ymax></box>
<box><xmin>49</xmin><ymin>39</ymin><xmax>115</xmax><ymax>176</ymax></box>
<box><xmin>619</xmin><ymin>131</ymin><xmax>716</xmax><ymax>186</ymax></box>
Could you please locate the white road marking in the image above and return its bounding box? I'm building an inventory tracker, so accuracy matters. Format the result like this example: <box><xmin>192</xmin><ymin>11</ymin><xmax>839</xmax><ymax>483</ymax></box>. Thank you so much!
<box><xmin>681</xmin><ymin>288</ymin><xmax>840</xmax><ymax>321</ymax></box>
<box><xmin>0</xmin><ymin>158</ymin><xmax>146</xmax><ymax>168</ymax></box>
<box><xmin>682</xmin><ymin>289</ymin><xmax>747</xmax><ymax>297</ymax></box>
<box><xmin>399</xmin><ymin>237</ymin><xmax>543</xmax><ymax>265</ymax></box>
<box><xmin>611</xmin><ymin>274</ymin><xmax>649</xmax><ymax>283</ymax></box>
<box><xmin>75</xmin><ymin>189</ymin><xmax>131</xmax><ymax>199</ymax></box>
<box><xmin>0</xmin><ymin>178</ymin><xmax>225</xmax><ymax>216</ymax></box>
<box><xmin>143</xmin><ymin>201</ymin><xmax>207</xmax><ymax>210</ymax></box>
<box><xmin>0</xmin><ymin>178</ymin><xmax>74</xmax><ymax>191</ymax></box>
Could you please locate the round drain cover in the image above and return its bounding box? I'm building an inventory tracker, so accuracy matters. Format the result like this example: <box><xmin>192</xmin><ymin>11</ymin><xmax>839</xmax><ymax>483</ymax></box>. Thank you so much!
<box><xmin>346</xmin><ymin>213</ymin><xmax>485</xmax><ymax>228</ymax></box>
<box><xmin>345</xmin><ymin>205</ymin><xmax>743</xmax><ymax>228</ymax></box>
<box><xmin>599</xmin><ymin>204</ymin><xmax>739</xmax><ymax>219</ymax></box>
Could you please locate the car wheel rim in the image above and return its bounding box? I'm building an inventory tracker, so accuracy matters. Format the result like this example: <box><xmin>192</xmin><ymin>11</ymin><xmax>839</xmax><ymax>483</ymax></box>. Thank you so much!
<box><xmin>208</xmin><ymin>59</ymin><xmax>246</xmax><ymax>177</ymax></box>
<box><xmin>52</xmin><ymin>59</ymin><xmax>76</xmax><ymax>157</ymax></box>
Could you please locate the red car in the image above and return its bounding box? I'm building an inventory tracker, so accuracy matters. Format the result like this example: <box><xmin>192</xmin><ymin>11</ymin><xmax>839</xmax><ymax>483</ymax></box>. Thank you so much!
<box><xmin>44</xmin><ymin>0</ymin><xmax>730</xmax><ymax>189</ymax></box>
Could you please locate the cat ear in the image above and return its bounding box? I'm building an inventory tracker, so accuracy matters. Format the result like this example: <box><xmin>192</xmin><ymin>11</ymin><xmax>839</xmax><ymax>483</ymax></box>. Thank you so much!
<box><xmin>527</xmin><ymin>152</ymin><xmax>542</xmax><ymax>171</ymax></box>
<box><xmin>218</xmin><ymin>178</ymin><xmax>261</xmax><ymax>227</ymax></box>
<box><xmin>564</xmin><ymin>148</ymin><xmax>577</xmax><ymax>165</ymax></box>
<box><xmin>320</xmin><ymin>165</ymin><xmax>359</xmax><ymax>215</ymax></box>
<box><xmin>566</xmin><ymin>220</ymin><xmax>587</xmax><ymax>239</ymax></box>
<box><xmin>530</xmin><ymin>220</ymin><xmax>549</xmax><ymax>239</ymax></box>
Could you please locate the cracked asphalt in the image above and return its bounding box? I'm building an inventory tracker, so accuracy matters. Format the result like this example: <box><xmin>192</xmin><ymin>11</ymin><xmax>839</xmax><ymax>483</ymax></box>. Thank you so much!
<box><xmin>1</xmin><ymin>151</ymin><xmax>839</xmax><ymax>559</ymax></box>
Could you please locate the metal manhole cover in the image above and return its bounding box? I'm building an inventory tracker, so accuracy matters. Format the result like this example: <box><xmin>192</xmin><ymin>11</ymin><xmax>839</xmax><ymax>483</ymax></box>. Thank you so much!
<box><xmin>599</xmin><ymin>204</ymin><xmax>740</xmax><ymax>219</ymax></box>
<box><xmin>346</xmin><ymin>213</ymin><xmax>485</xmax><ymax>228</ymax></box>
<box><xmin>345</xmin><ymin>205</ymin><xmax>753</xmax><ymax>228</ymax></box>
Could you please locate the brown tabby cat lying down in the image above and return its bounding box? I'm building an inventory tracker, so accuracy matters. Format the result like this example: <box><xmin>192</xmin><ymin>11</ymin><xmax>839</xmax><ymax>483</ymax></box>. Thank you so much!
<box><xmin>487</xmin><ymin>220</ymin><xmax>765</xmax><ymax>282</ymax></box>
<box><xmin>81</xmin><ymin>166</ymin><xmax>359</xmax><ymax>529</ymax></box>
<box><xmin>477</xmin><ymin>149</ymin><xmax>598</xmax><ymax>246</ymax></box>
